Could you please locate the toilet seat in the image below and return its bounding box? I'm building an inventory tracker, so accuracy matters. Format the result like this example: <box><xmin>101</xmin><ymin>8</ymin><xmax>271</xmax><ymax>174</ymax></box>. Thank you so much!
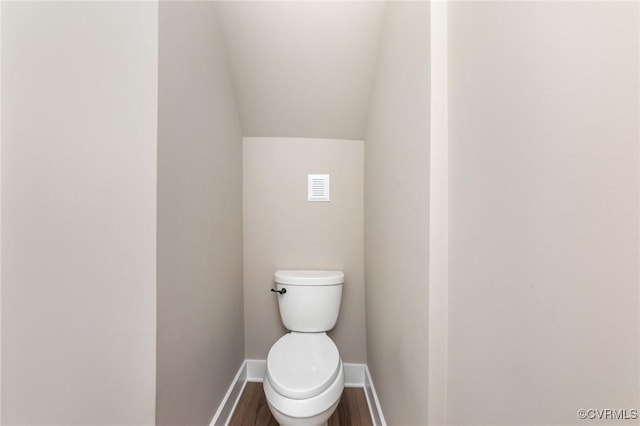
<box><xmin>264</xmin><ymin>359</ymin><xmax>344</xmax><ymax>420</ymax></box>
<box><xmin>266</xmin><ymin>332</ymin><xmax>340</xmax><ymax>400</ymax></box>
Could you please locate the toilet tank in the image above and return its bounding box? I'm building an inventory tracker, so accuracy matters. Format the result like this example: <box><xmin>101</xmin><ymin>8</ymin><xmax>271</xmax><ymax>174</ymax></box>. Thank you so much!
<box><xmin>274</xmin><ymin>270</ymin><xmax>344</xmax><ymax>332</ymax></box>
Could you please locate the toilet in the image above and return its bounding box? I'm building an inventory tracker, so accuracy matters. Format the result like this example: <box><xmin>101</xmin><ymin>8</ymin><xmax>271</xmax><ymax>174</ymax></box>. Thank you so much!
<box><xmin>264</xmin><ymin>270</ymin><xmax>345</xmax><ymax>426</ymax></box>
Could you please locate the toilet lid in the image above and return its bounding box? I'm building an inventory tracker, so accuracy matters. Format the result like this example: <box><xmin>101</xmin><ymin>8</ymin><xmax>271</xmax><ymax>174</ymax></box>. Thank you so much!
<box><xmin>266</xmin><ymin>333</ymin><xmax>341</xmax><ymax>400</ymax></box>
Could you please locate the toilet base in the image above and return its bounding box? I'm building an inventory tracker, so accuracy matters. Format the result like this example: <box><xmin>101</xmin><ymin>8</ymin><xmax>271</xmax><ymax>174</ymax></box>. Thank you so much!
<box><xmin>267</xmin><ymin>398</ymin><xmax>339</xmax><ymax>426</ymax></box>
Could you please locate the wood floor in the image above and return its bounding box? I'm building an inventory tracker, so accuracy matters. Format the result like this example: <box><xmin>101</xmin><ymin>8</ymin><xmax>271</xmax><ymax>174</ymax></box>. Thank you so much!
<box><xmin>228</xmin><ymin>382</ymin><xmax>373</xmax><ymax>426</ymax></box>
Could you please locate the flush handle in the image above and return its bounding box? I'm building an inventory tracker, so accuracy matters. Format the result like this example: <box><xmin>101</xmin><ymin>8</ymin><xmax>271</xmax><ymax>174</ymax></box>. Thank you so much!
<box><xmin>270</xmin><ymin>288</ymin><xmax>287</xmax><ymax>295</ymax></box>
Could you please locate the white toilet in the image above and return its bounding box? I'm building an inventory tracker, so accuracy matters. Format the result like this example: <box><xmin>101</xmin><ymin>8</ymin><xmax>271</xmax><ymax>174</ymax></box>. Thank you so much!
<box><xmin>264</xmin><ymin>270</ymin><xmax>345</xmax><ymax>426</ymax></box>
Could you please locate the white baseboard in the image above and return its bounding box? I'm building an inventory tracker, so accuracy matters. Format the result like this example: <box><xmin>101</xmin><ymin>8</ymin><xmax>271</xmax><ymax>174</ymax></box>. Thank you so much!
<box><xmin>209</xmin><ymin>360</ymin><xmax>386</xmax><ymax>426</ymax></box>
<box><xmin>365</xmin><ymin>365</ymin><xmax>387</xmax><ymax>426</ymax></box>
<box><xmin>246</xmin><ymin>359</ymin><xmax>266</xmax><ymax>381</ymax></box>
<box><xmin>343</xmin><ymin>362</ymin><xmax>365</xmax><ymax>387</ymax></box>
<box><xmin>210</xmin><ymin>361</ymin><xmax>247</xmax><ymax>426</ymax></box>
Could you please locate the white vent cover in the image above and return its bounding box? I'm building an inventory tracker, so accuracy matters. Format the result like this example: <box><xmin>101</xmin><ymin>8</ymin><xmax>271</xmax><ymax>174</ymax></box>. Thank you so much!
<box><xmin>308</xmin><ymin>174</ymin><xmax>330</xmax><ymax>202</ymax></box>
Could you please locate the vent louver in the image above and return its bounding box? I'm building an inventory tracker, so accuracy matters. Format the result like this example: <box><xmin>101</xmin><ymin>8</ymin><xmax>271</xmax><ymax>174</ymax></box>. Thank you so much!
<box><xmin>308</xmin><ymin>174</ymin><xmax>330</xmax><ymax>202</ymax></box>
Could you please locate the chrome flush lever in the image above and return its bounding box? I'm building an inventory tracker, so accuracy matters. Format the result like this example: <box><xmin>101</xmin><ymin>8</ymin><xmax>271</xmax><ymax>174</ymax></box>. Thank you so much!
<box><xmin>270</xmin><ymin>288</ymin><xmax>286</xmax><ymax>295</ymax></box>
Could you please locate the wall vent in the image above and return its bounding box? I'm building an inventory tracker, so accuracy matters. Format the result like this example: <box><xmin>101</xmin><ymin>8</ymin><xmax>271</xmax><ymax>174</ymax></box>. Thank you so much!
<box><xmin>308</xmin><ymin>174</ymin><xmax>330</xmax><ymax>202</ymax></box>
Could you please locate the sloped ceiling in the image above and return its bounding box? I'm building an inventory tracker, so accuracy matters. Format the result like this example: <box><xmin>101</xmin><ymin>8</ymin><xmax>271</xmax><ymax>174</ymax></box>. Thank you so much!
<box><xmin>216</xmin><ymin>1</ymin><xmax>387</xmax><ymax>140</ymax></box>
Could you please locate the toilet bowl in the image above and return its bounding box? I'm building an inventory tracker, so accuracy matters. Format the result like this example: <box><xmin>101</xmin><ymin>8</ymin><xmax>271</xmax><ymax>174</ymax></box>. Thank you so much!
<box><xmin>264</xmin><ymin>270</ymin><xmax>345</xmax><ymax>425</ymax></box>
<box><xmin>264</xmin><ymin>332</ymin><xmax>344</xmax><ymax>425</ymax></box>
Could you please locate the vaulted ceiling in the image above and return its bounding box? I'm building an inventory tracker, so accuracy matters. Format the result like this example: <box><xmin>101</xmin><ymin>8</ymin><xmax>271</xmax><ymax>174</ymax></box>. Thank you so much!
<box><xmin>216</xmin><ymin>1</ymin><xmax>387</xmax><ymax>140</ymax></box>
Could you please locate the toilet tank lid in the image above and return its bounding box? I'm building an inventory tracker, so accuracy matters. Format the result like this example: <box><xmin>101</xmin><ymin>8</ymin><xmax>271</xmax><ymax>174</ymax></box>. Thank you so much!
<box><xmin>274</xmin><ymin>270</ymin><xmax>344</xmax><ymax>286</ymax></box>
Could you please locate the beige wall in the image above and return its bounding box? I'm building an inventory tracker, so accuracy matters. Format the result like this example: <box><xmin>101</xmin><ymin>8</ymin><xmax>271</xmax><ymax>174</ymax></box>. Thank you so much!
<box><xmin>448</xmin><ymin>2</ymin><xmax>639</xmax><ymax>424</ymax></box>
<box><xmin>427</xmin><ymin>1</ymin><xmax>448</xmax><ymax>423</ymax></box>
<box><xmin>363</xmin><ymin>2</ymin><xmax>430</xmax><ymax>425</ymax></box>
<box><xmin>243</xmin><ymin>137</ymin><xmax>366</xmax><ymax>363</ymax></box>
<box><xmin>0</xmin><ymin>2</ymin><xmax>4</xmax><ymax>421</ymax></box>
<box><xmin>157</xmin><ymin>2</ymin><xmax>244</xmax><ymax>425</ymax></box>
<box><xmin>217</xmin><ymin>1</ymin><xmax>385</xmax><ymax>140</ymax></box>
<box><xmin>1</xmin><ymin>2</ymin><xmax>157</xmax><ymax>424</ymax></box>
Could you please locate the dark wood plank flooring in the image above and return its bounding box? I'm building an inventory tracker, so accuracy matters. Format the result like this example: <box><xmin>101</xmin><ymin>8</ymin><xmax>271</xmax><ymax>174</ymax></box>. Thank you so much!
<box><xmin>228</xmin><ymin>382</ymin><xmax>373</xmax><ymax>426</ymax></box>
